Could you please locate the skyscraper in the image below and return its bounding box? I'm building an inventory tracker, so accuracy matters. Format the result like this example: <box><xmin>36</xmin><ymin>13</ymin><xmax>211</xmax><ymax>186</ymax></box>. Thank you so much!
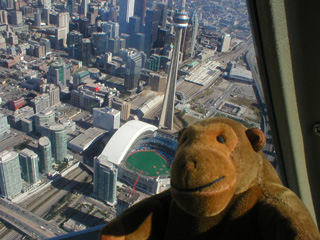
<box><xmin>221</xmin><ymin>34</ymin><xmax>231</xmax><ymax>53</ymax></box>
<box><xmin>190</xmin><ymin>11</ymin><xmax>199</xmax><ymax>57</ymax></box>
<box><xmin>67</xmin><ymin>30</ymin><xmax>83</xmax><ymax>59</ymax></box>
<box><xmin>81</xmin><ymin>0</ymin><xmax>89</xmax><ymax>17</ymax></box>
<box><xmin>92</xmin><ymin>32</ymin><xmax>108</xmax><ymax>56</ymax></box>
<box><xmin>19</xmin><ymin>149</ymin><xmax>40</xmax><ymax>184</ymax></box>
<box><xmin>124</xmin><ymin>50</ymin><xmax>143</xmax><ymax>91</ymax></box>
<box><xmin>94</xmin><ymin>155</ymin><xmax>118</xmax><ymax>205</ymax></box>
<box><xmin>159</xmin><ymin>0</ymin><xmax>189</xmax><ymax>129</ymax></box>
<box><xmin>0</xmin><ymin>150</ymin><xmax>22</xmax><ymax>198</ymax></box>
<box><xmin>143</xmin><ymin>9</ymin><xmax>161</xmax><ymax>55</ymax></box>
<box><xmin>81</xmin><ymin>38</ymin><xmax>92</xmax><ymax>66</ymax></box>
<box><xmin>119</xmin><ymin>0</ymin><xmax>135</xmax><ymax>33</ymax></box>
<box><xmin>47</xmin><ymin>60</ymin><xmax>71</xmax><ymax>86</ymax></box>
<box><xmin>128</xmin><ymin>16</ymin><xmax>141</xmax><ymax>36</ymax></box>
<box><xmin>134</xmin><ymin>0</ymin><xmax>146</xmax><ymax>25</ymax></box>
<box><xmin>38</xmin><ymin>136</ymin><xmax>53</xmax><ymax>174</ymax></box>
<box><xmin>67</xmin><ymin>0</ymin><xmax>77</xmax><ymax>15</ymax></box>
<box><xmin>45</xmin><ymin>125</ymin><xmax>67</xmax><ymax>163</ymax></box>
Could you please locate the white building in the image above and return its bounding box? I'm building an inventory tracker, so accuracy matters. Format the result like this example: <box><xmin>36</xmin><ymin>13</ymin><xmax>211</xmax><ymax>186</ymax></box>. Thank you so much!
<box><xmin>93</xmin><ymin>107</ymin><xmax>120</xmax><ymax>132</ymax></box>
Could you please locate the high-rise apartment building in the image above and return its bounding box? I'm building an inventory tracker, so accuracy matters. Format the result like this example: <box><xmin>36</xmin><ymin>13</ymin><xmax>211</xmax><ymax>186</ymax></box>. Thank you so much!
<box><xmin>30</xmin><ymin>93</ymin><xmax>50</xmax><ymax>113</ymax></box>
<box><xmin>44</xmin><ymin>125</ymin><xmax>67</xmax><ymax>163</ymax></box>
<box><xmin>94</xmin><ymin>155</ymin><xmax>118</xmax><ymax>205</ymax></box>
<box><xmin>19</xmin><ymin>149</ymin><xmax>40</xmax><ymax>184</ymax></box>
<box><xmin>0</xmin><ymin>151</ymin><xmax>22</xmax><ymax>198</ymax></box>
<box><xmin>38</xmin><ymin>136</ymin><xmax>53</xmax><ymax>174</ymax></box>
<box><xmin>39</xmin><ymin>84</ymin><xmax>60</xmax><ymax>107</ymax></box>
<box><xmin>34</xmin><ymin>108</ymin><xmax>55</xmax><ymax>134</ymax></box>
<box><xmin>93</xmin><ymin>107</ymin><xmax>120</xmax><ymax>131</ymax></box>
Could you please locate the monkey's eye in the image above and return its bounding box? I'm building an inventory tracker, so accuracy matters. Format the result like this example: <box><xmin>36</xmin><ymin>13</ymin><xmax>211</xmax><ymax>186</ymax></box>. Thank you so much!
<box><xmin>217</xmin><ymin>135</ymin><xmax>226</xmax><ymax>144</ymax></box>
<box><xmin>181</xmin><ymin>135</ymin><xmax>187</xmax><ymax>143</ymax></box>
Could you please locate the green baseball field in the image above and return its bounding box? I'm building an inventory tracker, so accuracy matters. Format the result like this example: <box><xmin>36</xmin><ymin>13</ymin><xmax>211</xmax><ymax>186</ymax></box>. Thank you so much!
<box><xmin>125</xmin><ymin>150</ymin><xmax>171</xmax><ymax>177</ymax></box>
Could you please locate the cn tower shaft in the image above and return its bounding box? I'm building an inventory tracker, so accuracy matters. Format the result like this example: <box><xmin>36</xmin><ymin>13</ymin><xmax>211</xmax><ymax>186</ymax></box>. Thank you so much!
<box><xmin>159</xmin><ymin>0</ymin><xmax>188</xmax><ymax>130</ymax></box>
<box><xmin>159</xmin><ymin>27</ymin><xmax>183</xmax><ymax>129</ymax></box>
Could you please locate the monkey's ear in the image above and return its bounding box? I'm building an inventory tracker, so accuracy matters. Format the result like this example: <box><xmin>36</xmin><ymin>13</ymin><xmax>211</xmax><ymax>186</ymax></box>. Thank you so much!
<box><xmin>246</xmin><ymin>128</ymin><xmax>266</xmax><ymax>152</ymax></box>
<box><xmin>177</xmin><ymin>127</ymin><xmax>187</xmax><ymax>142</ymax></box>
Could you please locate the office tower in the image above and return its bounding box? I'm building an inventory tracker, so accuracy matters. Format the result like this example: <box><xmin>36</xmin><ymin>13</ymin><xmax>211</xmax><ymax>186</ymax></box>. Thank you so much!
<box><xmin>73</xmin><ymin>70</ymin><xmax>90</xmax><ymax>88</ymax></box>
<box><xmin>134</xmin><ymin>0</ymin><xmax>146</xmax><ymax>25</ymax></box>
<box><xmin>31</xmin><ymin>93</ymin><xmax>50</xmax><ymax>113</ymax></box>
<box><xmin>54</xmin><ymin>27</ymin><xmax>68</xmax><ymax>49</ymax></box>
<box><xmin>120</xmin><ymin>33</ymin><xmax>130</xmax><ymax>48</ymax></box>
<box><xmin>46</xmin><ymin>125</ymin><xmax>67</xmax><ymax>163</ymax></box>
<box><xmin>43</xmin><ymin>0</ymin><xmax>51</xmax><ymax>9</ymax></box>
<box><xmin>92</xmin><ymin>32</ymin><xmax>108</xmax><ymax>56</ymax></box>
<box><xmin>107</xmin><ymin>37</ymin><xmax>120</xmax><ymax>54</ymax></box>
<box><xmin>34</xmin><ymin>108</ymin><xmax>55</xmax><ymax>133</ymax></box>
<box><xmin>144</xmin><ymin>9</ymin><xmax>161</xmax><ymax>55</ymax></box>
<box><xmin>47</xmin><ymin>60</ymin><xmax>71</xmax><ymax>86</ymax></box>
<box><xmin>19</xmin><ymin>149</ymin><xmax>40</xmax><ymax>184</ymax></box>
<box><xmin>0</xmin><ymin>151</ymin><xmax>22</xmax><ymax>198</ymax></box>
<box><xmin>38</xmin><ymin>136</ymin><xmax>53</xmax><ymax>174</ymax></box>
<box><xmin>168</xmin><ymin>0</ymin><xmax>173</xmax><ymax>9</ymax></box>
<box><xmin>79</xmin><ymin>17</ymin><xmax>90</xmax><ymax>37</ymax></box>
<box><xmin>221</xmin><ymin>33</ymin><xmax>231</xmax><ymax>53</ymax></box>
<box><xmin>34</xmin><ymin>13</ymin><xmax>41</xmax><ymax>27</ymax></box>
<box><xmin>81</xmin><ymin>38</ymin><xmax>91</xmax><ymax>66</ymax></box>
<box><xmin>67</xmin><ymin>30</ymin><xmax>83</xmax><ymax>59</ymax></box>
<box><xmin>67</xmin><ymin>0</ymin><xmax>77</xmax><ymax>15</ymax></box>
<box><xmin>109</xmin><ymin>6</ymin><xmax>118</xmax><ymax>22</ymax></box>
<box><xmin>149</xmin><ymin>72</ymin><xmax>167</xmax><ymax>93</ymax></box>
<box><xmin>181</xmin><ymin>23</ymin><xmax>193</xmax><ymax>60</ymax></box>
<box><xmin>0</xmin><ymin>114</ymin><xmax>10</xmax><ymax>137</ymax></box>
<box><xmin>147</xmin><ymin>54</ymin><xmax>161</xmax><ymax>71</ymax></box>
<box><xmin>39</xmin><ymin>38</ymin><xmax>51</xmax><ymax>54</ymax></box>
<box><xmin>128</xmin><ymin>16</ymin><xmax>140</xmax><ymax>36</ymax></box>
<box><xmin>42</xmin><ymin>8</ymin><xmax>50</xmax><ymax>25</ymax></box>
<box><xmin>159</xmin><ymin>0</ymin><xmax>188</xmax><ymax>129</ymax></box>
<box><xmin>119</xmin><ymin>0</ymin><xmax>135</xmax><ymax>33</ymax></box>
<box><xmin>101</xmin><ymin>21</ymin><xmax>119</xmax><ymax>38</ymax></box>
<box><xmin>93</xmin><ymin>107</ymin><xmax>120</xmax><ymax>131</ymax></box>
<box><xmin>10</xmin><ymin>10</ymin><xmax>22</xmax><ymax>25</ymax></box>
<box><xmin>125</xmin><ymin>50</ymin><xmax>142</xmax><ymax>91</ymax></box>
<box><xmin>81</xmin><ymin>0</ymin><xmax>89</xmax><ymax>17</ymax></box>
<box><xmin>155</xmin><ymin>2</ymin><xmax>167</xmax><ymax>27</ymax></box>
<box><xmin>94</xmin><ymin>156</ymin><xmax>118</xmax><ymax>205</ymax></box>
<box><xmin>130</xmin><ymin>33</ymin><xmax>145</xmax><ymax>51</ymax></box>
<box><xmin>190</xmin><ymin>11</ymin><xmax>199</xmax><ymax>57</ymax></box>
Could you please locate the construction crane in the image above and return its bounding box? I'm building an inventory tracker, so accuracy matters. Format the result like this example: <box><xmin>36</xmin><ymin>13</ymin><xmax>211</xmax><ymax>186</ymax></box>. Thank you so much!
<box><xmin>130</xmin><ymin>170</ymin><xmax>143</xmax><ymax>195</ymax></box>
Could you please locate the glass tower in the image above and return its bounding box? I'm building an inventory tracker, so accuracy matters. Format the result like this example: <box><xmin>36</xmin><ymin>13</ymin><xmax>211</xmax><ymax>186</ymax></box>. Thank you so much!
<box><xmin>48</xmin><ymin>125</ymin><xmax>67</xmax><ymax>163</ymax></box>
<box><xmin>94</xmin><ymin>156</ymin><xmax>118</xmax><ymax>205</ymax></box>
<box><xmin>19</xmin><ymin>149</ymin><xmax>40</xmax><ymax>184</ymax></box>
<box><xmin>0</xmin><ymin>151</ymin><xmax>22</xmax><ymax>198</ymax></box>
<box><xmin>38</xmin><ymin>136</ymin><xmax>53</xmax><ymax>173</ymax></box>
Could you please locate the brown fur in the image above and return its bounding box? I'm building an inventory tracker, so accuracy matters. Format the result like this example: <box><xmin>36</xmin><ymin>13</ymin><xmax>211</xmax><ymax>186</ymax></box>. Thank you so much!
<box><xmin>100</xmin><ymin>118</ymin><xmax>319</xmax><ymax>239</ymax></box>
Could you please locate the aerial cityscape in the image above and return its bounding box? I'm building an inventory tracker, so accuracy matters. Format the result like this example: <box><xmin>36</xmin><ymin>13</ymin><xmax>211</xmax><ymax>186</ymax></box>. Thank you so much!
<box><xmin>0</xmin><ymin>0</ymin><xmax>276</xmax><ymax>239</ymax></box>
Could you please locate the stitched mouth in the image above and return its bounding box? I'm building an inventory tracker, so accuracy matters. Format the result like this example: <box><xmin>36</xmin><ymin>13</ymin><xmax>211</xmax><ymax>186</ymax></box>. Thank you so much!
<box><xmin>172</xmin><ymin>176</ymin><xmax>225</xmax><ymax>193</ymax></box>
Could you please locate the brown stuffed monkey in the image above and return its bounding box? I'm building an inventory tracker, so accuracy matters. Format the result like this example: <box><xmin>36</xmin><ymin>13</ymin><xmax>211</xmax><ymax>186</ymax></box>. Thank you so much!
<box><xmin>100</xmin><ymin>117</ymin><xmax>319</xmax><ymax>240</ymax></box>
